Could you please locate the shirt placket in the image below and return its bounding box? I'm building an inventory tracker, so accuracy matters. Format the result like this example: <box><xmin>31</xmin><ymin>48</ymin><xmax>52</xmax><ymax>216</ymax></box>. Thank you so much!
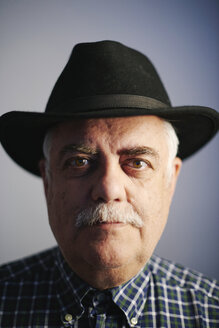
<box><xmin>95</xmin><ymin>313</ymin><xmax>106</xmax><ymax>328</ymax></box>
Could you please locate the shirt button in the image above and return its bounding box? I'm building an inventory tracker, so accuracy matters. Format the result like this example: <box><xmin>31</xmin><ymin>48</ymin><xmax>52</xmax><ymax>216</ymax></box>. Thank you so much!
<box><xmin>131</xmin><ymin>317</ymin><xmax>138</xmax><ymax>326</ymax></box>
<box><xmin>64</xmin><ymin>313</ymin><xmax>73</xmax><ymax>322</ymax></box>
<box><xmin>96</xmin><ymin>293</ymin><xmax>106</xmax><ymax>302</ymax></box>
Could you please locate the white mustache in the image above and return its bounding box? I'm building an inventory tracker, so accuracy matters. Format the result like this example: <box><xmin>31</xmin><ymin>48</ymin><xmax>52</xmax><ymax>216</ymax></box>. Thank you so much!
<box><xmin>75</xmin><ymin>203</ymin><xmax>143</xmax><ymax>228</ymax></box>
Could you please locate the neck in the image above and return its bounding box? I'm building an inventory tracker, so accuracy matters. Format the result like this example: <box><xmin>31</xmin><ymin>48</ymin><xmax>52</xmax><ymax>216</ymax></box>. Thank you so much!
<box><xmin>68</xmin><ymin>259</ymin><xmax>145</xmax><ymax>290</ymax></box>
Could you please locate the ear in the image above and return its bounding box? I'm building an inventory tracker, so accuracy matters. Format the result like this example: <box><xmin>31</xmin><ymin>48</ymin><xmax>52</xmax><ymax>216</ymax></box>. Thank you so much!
<box><xmin>168</xmin><ymin>157</ymin><xmax>182</xmax><ymax>201</ymax></box>
<box><xmin>38</xmin><ymin>159</ymin><xmax>49</xmax><ymax>199</ymax></box>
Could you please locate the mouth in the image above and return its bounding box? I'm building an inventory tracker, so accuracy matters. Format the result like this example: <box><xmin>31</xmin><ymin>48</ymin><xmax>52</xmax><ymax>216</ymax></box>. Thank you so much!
<box><xmin>91</xmin><ymin>221</ymin><xmax>127</xmax><ymax>229</ymax></box>
<box><xmin>97</xmin><ymin>221</ymin><xmax>123</xmax><ymax>224</ymax></box>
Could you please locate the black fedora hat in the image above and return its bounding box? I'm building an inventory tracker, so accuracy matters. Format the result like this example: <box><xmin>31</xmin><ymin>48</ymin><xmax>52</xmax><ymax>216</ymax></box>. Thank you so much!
<box><xmin>0</xmin><ymin>40</ymin><xmax>218</xmax><ymax>176</ymax></box>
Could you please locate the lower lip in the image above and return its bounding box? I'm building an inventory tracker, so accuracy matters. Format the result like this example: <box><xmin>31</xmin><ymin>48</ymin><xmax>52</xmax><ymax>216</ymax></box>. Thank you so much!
<box><xmin>92</xmin><ymin>222</ymin><xmax>126</xmax><ymax>229</ymax></box>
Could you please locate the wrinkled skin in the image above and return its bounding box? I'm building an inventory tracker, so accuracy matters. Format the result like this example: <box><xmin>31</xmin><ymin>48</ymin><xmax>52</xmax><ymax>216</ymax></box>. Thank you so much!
<box><xmin>39</xmin><ymin>116</ymin><xmax>182</xmax><ymax>289</ymax></box>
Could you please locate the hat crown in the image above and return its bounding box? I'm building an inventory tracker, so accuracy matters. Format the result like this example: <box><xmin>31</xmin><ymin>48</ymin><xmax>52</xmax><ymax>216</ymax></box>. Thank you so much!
<box><xmin>45</xmin><ymin>40</ymin><xmax>171</xmax><ymax>113</ymax></box>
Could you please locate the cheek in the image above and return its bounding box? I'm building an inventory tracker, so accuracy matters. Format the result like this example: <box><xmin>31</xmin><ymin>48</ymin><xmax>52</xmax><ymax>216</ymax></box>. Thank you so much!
<box><xmin>132</xmin><ymin>183</ymin><xmax>163</xmax><ymax>218</ymax></box>
<box><xmin>132</xmin><ymin>181</ymin><xmax>171</xmax><ymax>249</ymax></box>
<box><xmin>142</xmin><ymin>175</ymin><xmax>171</xmax><ymax>212</ymax></box>
<box><xmin>46</xmin><ymin>182</ymin><xmax>83</xmax><ymax>237</ymax></box>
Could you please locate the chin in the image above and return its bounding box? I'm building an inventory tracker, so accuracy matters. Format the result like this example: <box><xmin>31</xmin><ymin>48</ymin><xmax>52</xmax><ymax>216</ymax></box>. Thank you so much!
<box><xmin>84</xmin><ymin>240</ymin><xmax>138</xmax><ymax>270</ymax></box>
<box><xmin>88</xmin><ymin>254</ymin><xmax>127</xmax><ymax>270</ymax></box>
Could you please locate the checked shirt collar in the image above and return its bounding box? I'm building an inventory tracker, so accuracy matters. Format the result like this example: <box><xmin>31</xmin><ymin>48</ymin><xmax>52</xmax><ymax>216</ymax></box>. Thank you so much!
<box><xmin>53</xmin><ymin>248</ymin><xmax>151</xmax><ymax>327</ymax></box>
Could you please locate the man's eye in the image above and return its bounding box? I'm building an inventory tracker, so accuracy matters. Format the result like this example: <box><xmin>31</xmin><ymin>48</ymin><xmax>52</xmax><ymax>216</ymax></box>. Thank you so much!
<box><xmin>75</xmin><ymin>158</ymin><xmax>88</xmax><ymax>167</ymax></box>
<box><xmin>126</xmin><ymin>159</ymin><xmax>149</xmax><ymax>169</ymax></box>
<box><xmin>67</xmin><ymin>157</ymin><xmax>89</xmax><ymax>168</ymax></box>
<box><xmin>62</xmin><ymin>157</ymin><xmax>94</xmax><ymax>177</ymax></box>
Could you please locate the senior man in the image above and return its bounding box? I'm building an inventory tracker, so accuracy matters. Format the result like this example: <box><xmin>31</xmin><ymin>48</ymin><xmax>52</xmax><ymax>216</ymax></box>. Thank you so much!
<box><xmin>0</xmin><ymin>41</ymin><xmax>218</xmax><ymax>327</ymax></box>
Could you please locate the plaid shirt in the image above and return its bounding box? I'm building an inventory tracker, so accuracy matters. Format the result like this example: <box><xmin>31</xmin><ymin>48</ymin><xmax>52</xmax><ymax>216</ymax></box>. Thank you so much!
<box><xmin>0</xmin><ymin>247</ymin><xmax>218</xmax><ymax>328</ymax></box>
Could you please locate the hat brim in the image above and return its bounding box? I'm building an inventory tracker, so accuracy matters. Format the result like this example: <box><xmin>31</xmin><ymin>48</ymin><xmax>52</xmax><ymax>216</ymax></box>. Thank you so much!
<box><xmin>1</xmin><ymin>101</ymin><xmax>218</xmax><ymax>176</ymax></box>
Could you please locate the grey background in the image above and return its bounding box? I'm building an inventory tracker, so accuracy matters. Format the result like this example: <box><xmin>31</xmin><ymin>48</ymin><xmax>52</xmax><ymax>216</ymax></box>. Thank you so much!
<box><xmin>0</xmin><ymin>0</ymin><xmax>218</xmax><ymax>280</ymax></box>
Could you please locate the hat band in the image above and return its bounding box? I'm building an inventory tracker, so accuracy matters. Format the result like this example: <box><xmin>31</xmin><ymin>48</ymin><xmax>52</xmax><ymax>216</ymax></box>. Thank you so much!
<box><xmin>46</xmin><ymin>94</ymin><xmax>169</xmax><ymax>113</ymax></box>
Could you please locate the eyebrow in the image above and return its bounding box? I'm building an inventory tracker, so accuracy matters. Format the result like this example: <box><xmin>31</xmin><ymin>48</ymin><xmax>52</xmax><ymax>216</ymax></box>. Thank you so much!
<box><xmin>59</xmin><ymin>143</ymin><xmax>98</xmax><ymax>160</ymax></box>
<box><xmin>118</xmin><ymin>146</ymin><xmax>159</xmax><ymax>160</ymax></box>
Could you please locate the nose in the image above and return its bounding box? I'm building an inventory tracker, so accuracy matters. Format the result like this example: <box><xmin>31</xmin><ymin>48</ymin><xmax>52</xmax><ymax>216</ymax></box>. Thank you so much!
<box><xmin>91</xmin><ymin>162</ymin><xmax>127</xmax><ymax>203</ymax></box>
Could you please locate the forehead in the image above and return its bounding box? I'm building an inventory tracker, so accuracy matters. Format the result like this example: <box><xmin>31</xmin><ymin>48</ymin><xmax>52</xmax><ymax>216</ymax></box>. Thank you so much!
<box><xmin>53</xmin><ymin>115</ymin><xmax>165</xmax><ymax>138</ymax></box>
<box><xmin>50</xmin><ymin>115</ymin><xmax>168</xmax><ymax>154</ymax></box>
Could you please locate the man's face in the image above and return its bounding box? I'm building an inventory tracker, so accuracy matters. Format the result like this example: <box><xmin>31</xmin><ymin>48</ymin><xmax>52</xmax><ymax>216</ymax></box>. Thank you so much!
<box><xmin>40</xmin><ymin>116</ymin><xmax>181</xmax><ymax>289</ymax></box>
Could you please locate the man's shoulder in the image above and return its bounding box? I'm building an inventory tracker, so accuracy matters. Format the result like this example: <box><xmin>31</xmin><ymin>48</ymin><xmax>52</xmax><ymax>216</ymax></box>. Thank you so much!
<box><xmin>0</xmin><ymin>246</ymin><xmax>58</xmax><ymax>283</ymax></box>
<box><xmin>149</xmin><ymin>254</ymin><xmax>219</xmax><ymax>300</ymax></box>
